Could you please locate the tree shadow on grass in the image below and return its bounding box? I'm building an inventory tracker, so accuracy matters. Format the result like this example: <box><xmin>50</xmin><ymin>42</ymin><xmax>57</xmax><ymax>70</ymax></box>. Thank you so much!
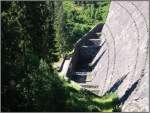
<box><xmin>66</xmin><ymin>88</ymin><xmax>120</xmax><ymax>112</ymax></box>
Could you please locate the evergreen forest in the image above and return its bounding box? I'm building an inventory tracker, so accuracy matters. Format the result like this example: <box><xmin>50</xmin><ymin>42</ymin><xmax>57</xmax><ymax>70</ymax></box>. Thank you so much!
<box><xmin>1</xmin><ymin>0</ymin><xmax>121</xmax><ymax>112</ymax></box>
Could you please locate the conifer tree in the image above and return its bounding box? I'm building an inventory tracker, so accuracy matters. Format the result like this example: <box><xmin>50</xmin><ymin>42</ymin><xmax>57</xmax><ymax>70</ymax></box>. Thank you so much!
<box><xmin>54</xmin><ymin>1</ymin><xmax>66</xmax><ymax>57</ymax></box>
<box><xmin>2</xmin><ymin>1</ymin><xmax>60</xmax><ymax>111</ymax></box>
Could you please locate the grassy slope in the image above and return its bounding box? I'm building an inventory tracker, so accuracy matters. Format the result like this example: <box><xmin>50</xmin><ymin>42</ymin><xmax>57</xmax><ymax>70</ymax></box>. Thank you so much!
<box><xmin>58</xmin><ymin>76</ymin><xmax>120</xmax><ymax>112</ymax></box>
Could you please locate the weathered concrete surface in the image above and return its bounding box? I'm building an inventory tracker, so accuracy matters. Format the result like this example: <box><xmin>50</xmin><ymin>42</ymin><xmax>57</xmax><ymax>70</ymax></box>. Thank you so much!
<box><xmin>67</xmin><ymin>1</ymin><xmax>149</xmax><ymax>111</ymax></box>
<box><xmin>89</xmin><ymin>1</ymin><xmax>149</xmax><ymax>112</ymax></box>
<box><xmin>68</xmin><ymin>24</ymin><xmax>104</xmax><ymax>77</ymax></box>
<box><xmin>60</xmin><ymin>57</ymin><xmax>72</xmax><ymax>76</ymax></box>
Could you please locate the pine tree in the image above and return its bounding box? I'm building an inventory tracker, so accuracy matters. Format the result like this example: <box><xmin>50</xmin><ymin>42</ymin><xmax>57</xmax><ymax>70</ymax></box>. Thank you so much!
<box><xmin>54</xmin><ymin>1</ymin><xmax>66</xmax><ymax>57</ymax></box>
<box><xmin>2</xmin><ymin>1</ymin><xmax>60</xmax><ymax>111</ymax></box>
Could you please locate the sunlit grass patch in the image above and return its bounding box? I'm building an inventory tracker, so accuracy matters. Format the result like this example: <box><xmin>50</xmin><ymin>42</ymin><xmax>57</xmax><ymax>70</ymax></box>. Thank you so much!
<box><xmin>58</xmin><ymin>75</ymin><xmax>121</xmax><ymax>112</ymax></box>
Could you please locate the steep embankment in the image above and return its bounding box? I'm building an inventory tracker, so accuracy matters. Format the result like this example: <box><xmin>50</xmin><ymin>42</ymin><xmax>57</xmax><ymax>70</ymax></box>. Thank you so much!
<box><xmin>90</xmin><ymin>1</ymin><xmax>149</xmax><ymax>112</ymax></box>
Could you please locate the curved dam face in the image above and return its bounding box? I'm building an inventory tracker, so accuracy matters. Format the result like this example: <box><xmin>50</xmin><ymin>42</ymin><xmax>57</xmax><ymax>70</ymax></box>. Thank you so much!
<box><xmin>66</xmin><ymin>0</ymin><xmax>149</xmax><ymax>112</ymax></box>
<box><xmin>90</xmin><ymin>1</ymin><xmax>149</xmax><ymax>112</ymax></box>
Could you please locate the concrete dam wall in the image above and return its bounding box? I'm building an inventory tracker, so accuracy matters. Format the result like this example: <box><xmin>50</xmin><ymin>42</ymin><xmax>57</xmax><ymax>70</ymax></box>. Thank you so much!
<box><xmin>90</xmin><ymin>1</ymin><xmax>149</xmax><ymax>112</ymax></box>
<box><xmin>65</xmin><ymin>1</ymin><xmax>149</xmax><ymax>112</ymax></box>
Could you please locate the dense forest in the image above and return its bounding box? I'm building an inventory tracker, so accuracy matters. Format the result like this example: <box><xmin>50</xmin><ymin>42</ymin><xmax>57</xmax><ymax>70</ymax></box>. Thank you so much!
<box><xmin>1</xmin><ymin>0</ymin><xmax>120</xmax><ymax>112</ymax></box>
